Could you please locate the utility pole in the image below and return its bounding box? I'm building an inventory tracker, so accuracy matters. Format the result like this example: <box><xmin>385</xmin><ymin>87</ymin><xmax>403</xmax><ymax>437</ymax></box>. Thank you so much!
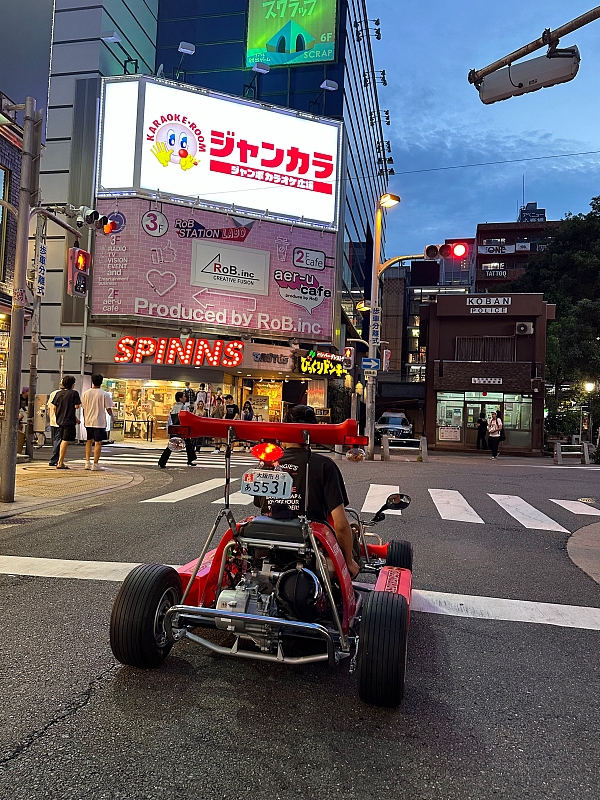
<box><xmin>24</xmin><ymin>213</ymin><xmax>46</xmax><ymax>458</ymax></box>
<box><xmin>0</xmin><ymin>97</ymin><xmax>36</xmax><ymax>503</ymax></box>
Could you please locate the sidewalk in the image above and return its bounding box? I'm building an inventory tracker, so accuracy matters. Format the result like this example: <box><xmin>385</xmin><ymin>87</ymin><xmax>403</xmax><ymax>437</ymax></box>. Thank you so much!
<box><xmin>0</xmin><ymin>463</ymin><xmax>143</xmax><ymax>520</ymax></box>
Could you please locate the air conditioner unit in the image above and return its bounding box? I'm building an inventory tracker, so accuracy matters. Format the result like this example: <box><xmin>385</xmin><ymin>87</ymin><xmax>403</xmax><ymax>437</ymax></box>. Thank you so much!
<box><xmin>516</xmin><ymin>322</ymin><xmax>534</xmax><ymax>335</ymax></box>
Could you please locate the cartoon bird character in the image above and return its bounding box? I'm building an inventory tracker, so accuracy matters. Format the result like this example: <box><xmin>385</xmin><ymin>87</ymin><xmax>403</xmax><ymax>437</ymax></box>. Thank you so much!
<box><xmin>150</xmin><ymin>122</ymin><xmax>200</xmax><ymax>170</ymax></box>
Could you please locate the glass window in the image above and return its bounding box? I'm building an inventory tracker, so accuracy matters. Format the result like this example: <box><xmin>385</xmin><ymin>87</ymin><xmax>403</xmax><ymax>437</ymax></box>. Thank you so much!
<box><xmin>465</xmin><ymin>392</ymin><xmax>503</xmax><ymax>402</ymax></box>
<box><xmin>436</xmin><ymin>393</ymin><xmax>465</xmax><ymax>427</ymax></box>
<box><xmin>482</xmin><ymin>238</ymin><xmax>505</xmax><ymax>245</ymax></box>
<box><xmin>503</xmin><ymin>399</ymin><xmax>532</xmax><ymax>430</ymax></box>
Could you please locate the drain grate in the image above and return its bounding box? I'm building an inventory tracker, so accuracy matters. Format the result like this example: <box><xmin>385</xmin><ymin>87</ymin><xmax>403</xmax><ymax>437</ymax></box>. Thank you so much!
<box><xmin>577</xmin><ymin>497</ymin><xmax>597</xmax><ymax>504</ymax></box>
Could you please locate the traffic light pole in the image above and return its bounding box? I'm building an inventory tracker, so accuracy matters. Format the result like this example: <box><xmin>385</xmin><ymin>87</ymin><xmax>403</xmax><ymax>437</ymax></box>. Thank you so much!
<box><xmin>365</xmin><ymin>203</ymin><xmax>383</xmax><ymax>461</ymax></box>
<box><xmin>24</xmin><ymin>214</ymin><xmax>46</xmax><ymax>459</ymax></box>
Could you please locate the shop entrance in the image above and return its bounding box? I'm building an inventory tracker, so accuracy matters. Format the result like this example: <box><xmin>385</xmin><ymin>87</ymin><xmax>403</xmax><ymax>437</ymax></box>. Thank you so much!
<box><xmin>437</xmin><ymin>392</ymin><xmax>533</xmax><ymax>449</ymax></box>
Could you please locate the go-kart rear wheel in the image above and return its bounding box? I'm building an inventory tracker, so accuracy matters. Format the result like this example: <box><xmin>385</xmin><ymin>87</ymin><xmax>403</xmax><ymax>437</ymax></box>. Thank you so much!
<box><xmin>386</xmin><ymin>539</ymin><xmax>413</xmax><ymax>571</ymax></box>
<box><xmin>110</xmin><ymin>564</ymin><xmax>182</xmax><ymax>668</ymax></box>
<box><xmin>357</xmin><ymin>591</ymin><xmax>409</xmax><ymax>708</ymax></box>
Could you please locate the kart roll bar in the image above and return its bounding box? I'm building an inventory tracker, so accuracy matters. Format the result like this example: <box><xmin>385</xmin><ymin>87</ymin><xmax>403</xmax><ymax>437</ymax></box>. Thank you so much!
<box><xmin>178</xmin><ymin>413</ymin><xmax>364</xmax><ymax>446</ymax></box>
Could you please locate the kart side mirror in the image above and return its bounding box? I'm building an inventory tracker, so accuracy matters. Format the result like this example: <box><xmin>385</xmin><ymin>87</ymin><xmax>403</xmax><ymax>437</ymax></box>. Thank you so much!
<box><xmin>370</xmin><ymin>493</ymin><xmax>411</xmax><ymax>523</ymax></box>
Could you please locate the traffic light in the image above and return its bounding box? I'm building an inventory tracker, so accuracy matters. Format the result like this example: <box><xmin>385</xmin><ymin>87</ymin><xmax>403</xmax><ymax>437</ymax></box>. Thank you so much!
<box><xmin>67</xmin><ymin>247</ymin><xmax>91</xmax><ymax>297</ymax></box>
<box><xmin>343</xmin><ymin>346</ymin><xmax>355</xmax><ymax>370</ymax></box>
<box><xmin>382</xmin><ymin>349</ymin><xmax>391</xmax><ymax>372</ymax></box>
<box><xmin>424</xmin><ymin>242</ymin><xmax>469</xmax><ymax>259</ymax></box>
<box><xmin>74</xmin><ymin>206</ymin><xmax>113</xmax><ymax>234</ymax></box>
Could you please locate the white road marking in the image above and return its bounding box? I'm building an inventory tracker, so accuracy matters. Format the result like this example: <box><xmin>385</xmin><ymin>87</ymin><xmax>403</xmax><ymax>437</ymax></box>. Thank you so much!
<box><xmin>549</xmin><ymin>499</ymin><xmax>600</xmax><ymax>516</ymax></box>
<box><xmin>488</xmin><ymin>494</ymin><xmax>569</xmax><ymax>532</ymax></box>
<box><xmin>428</xmin><ymin>489</ymin><xmax>484</xmax><ymax>524</ymax></box>
<box><xmin>1</xmin><ymin>555</ymin><xmax>598</xmax><ymax>631</ymax></box>
<box><xmin>141</xmin><ymin>477</ymin><xmax>231</xmax><ymax>503</ymax></box>
<box><xmin>0</xmin><ymin>556</ymin><xmax>139</xmax><ymax>582</ymax></box>
<box><xmin>212</xmin><ymin>491</ymin><xmax>254</xmax><ymax>506</ymax></box>
<box><xmin>361</xmin><ymin>484</ymin><xmax>403</xmax><ymax>516</ymax></box>
<box><xmin>412</xmin><ymin>590</ymin><xmax>600</xmax><ymax>631</ymax></box>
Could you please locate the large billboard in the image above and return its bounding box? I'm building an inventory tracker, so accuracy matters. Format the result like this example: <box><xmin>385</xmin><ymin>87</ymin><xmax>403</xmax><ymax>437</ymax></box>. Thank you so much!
<box><xmin>246</xmin><ymin>0</ymin><xmax>338</xmax><ymax>68</ymax></box>
<box><xmin>91</xmin><ymin>198</ymin><xmax>337</xmax><ymax>342</ymax></box>
<box><xmin>97</xmin><ymin>77</ymin><xmax>343</xmax><ymax>229</ymax></box>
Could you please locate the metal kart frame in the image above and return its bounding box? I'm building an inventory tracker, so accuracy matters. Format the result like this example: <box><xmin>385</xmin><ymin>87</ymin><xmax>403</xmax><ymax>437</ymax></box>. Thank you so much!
<box><xmin>163</xmin><ymin>416</ymin><xmax>366</xmax><ymax>667</ymax></box>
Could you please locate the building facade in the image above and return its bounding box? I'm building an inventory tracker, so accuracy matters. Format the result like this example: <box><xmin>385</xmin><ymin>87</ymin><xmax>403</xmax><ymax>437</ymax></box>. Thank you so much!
<box><xmin>0</xmin><ymin>99</ymin><xmax>23</xmax><ymax>417</ymax></box>
<box><xmin>421</xmin><ymin>293</ymin><xmax>555</xmax><ymax>454</ymax></box>
<box><xmin>475</xmin><ymin>204</ymin><xmax>560</xmax><ymax>292</ymax></box>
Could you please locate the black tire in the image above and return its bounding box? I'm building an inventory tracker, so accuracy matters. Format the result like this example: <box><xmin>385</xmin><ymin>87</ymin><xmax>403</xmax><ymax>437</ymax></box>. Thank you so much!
<box><xmin>110</xmin><ymin>564</ymin><xmax>182</xmax><ymax>668</ymax></box>
<box><xmin>357</xmin><ymin>591</ymin><xmax>409</xmax><ymax>707</ymax></box>
<box><xmin>386</xmin><ymin>539</ymin><xmax>413</xmax><ymax>571</ymax></box>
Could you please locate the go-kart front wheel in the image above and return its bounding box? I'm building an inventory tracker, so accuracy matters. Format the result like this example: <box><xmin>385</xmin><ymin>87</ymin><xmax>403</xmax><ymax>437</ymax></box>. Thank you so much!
<box><xmin>357</xmin><ymin>591</ymin><xmax>409</xmax><ymax>708</ymax></box>
<box><xmin>386</xmin><ymin>539</ymin><xmax>413</xmax><ymax>571</ymax></box>
<box><xmin>110</xmin><ymin>564</ymin><xmax>182</xmax><ymax>668</ymax></box>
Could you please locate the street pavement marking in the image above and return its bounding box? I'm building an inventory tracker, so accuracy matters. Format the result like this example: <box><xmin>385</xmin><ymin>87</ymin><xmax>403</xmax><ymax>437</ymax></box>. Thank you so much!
<box><xmin>411</xmin><ymin>590</ymin><xmax>600</xmax><ymax>631</ymax></box>
<box><xmin>549</xmin><ymin>499</ymin><xmax>600</xmax><ymax>516</ymax></box>
<box><xmin>488</xmin><ymin>494</ymin><xmax>569</xmax><ymax>532</ymax></box>
<box><xmin>428</xmin><ymin>489</ymin><xmax>484</xmax><ymax>524</ymax></box>
<box><xmin>361</xmin><ymin>484</ymin><xmax>403</xmax><ymax>516</ymax></box>
<box><xmin>212</xmin><ymin>491</ymin><xmax>254</xmax><ymax>506</ymax></box>
<box><xmin>141</xmin><ymin>477</ymin><xmax>231</xmax><ymax>503</ymax></box>
<box><xmin>1</xmin><ymin>555</ymin><xmax>598</xmax><ymax>631</ymax></box>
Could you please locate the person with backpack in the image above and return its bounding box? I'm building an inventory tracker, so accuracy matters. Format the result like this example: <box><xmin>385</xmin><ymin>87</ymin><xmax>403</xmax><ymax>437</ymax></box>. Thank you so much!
<box><xmin>158</xmin><ymin>391</ymin><xmax>197</xmax><ymax>468</ymax></box>
<box><xmin>487</xmin><ymin>411</ymin><xmax>503</xmax><ymax>459</ymax></box>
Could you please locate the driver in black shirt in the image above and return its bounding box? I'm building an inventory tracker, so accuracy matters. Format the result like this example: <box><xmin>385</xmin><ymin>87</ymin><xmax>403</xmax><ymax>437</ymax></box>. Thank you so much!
<box><xmin>255</xmin><ymin>404</ymin><xmax>360</xmax><ymax>578</ymax></box>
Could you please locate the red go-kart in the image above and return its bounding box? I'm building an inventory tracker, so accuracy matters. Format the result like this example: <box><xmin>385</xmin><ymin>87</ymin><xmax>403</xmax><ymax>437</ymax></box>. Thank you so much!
<box><xmin>109</xmin><ymin>416</ymin><xmax>413</xmax><ymax>707</ymax></box>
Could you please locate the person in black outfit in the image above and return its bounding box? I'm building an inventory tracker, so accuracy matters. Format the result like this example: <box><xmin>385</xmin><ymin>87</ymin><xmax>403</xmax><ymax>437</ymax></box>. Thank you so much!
<box><xmin>224</xmin><ymin>394</ymin><xmax>240</xmax><ymax>420</ymax></box>
<box><xmin>52</xmin><ymin>375</ymin><xmax>81</xmax><ymax>469</ymax></box>
<box><xmin>476</xmin><ymin>413</ymin><xmax>488</xmax><ymax>450</ymax></box>
<box><xmin>254</xmin><ymin>404</ymin><xmax>360</xmax><ymax>578</ymax></box>
<box><xmin>158</xmin><ymin>391</ymin><xmax>197</xmax><ymax>468</ymax></box>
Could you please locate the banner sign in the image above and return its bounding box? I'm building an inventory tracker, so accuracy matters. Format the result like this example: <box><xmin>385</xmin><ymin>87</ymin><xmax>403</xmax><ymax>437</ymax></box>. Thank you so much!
<box><xmin>92</xmin><ymin>198</ymin><xmax>336</xmax><ymax>342</ymax></box>
<box><xmin>246</xmin><ymin>0</ymin><xmax>338</xmax><ymax>68</ymax></box>
<box><xmin>98</xmin><ymin>77</ymin><xmax>343</xmax><ymax>229</ymax></box>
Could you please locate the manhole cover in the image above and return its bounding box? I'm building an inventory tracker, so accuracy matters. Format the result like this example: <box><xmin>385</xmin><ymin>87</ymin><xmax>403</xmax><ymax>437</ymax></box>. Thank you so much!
<box><xmin>577</xmin><ymin>497</ymin><xmax>597</xmax><ymax>504</ymax></box>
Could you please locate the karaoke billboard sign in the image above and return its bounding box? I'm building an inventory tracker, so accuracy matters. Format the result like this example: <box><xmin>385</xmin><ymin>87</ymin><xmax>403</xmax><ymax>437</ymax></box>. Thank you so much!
<box><xmin>97</xmin><ymin>77</ymin><xmax>343</xmax><ymax>229</ymax></box>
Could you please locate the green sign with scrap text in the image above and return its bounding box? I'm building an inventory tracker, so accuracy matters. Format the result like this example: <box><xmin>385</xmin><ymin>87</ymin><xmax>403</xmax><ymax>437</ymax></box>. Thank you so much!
<box><xmin>246</xmin><ymin>0</ymin><xmax>338</xmax><ymax>68</ymax></box>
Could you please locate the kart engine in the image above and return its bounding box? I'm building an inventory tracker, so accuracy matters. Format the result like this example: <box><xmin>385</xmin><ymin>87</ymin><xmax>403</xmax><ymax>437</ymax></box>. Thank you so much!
<box><xmin>214</xmin><ymin>551</ymin><xmax>330</xmax><ymax>650</ymax></box>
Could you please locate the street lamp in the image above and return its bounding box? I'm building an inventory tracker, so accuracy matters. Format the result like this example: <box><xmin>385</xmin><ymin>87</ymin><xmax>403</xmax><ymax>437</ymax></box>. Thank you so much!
<box><xmin>365</xmin><ymin>193</ymin><xmax>401</xmax><ymax>459</ymax></box>
<box><xmin>584</xmin><ymin>381</ymin><xmax>595</xmax><ymax>393</ymax></box>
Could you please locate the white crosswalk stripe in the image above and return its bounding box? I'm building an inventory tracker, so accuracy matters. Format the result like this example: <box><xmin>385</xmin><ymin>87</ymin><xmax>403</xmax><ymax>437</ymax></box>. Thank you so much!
<box><xmin>428</xmin><ymin>489</ymin><xmax>484</xmax><ymax>524</ymax></box>
<box><xmin>68</xmin><ymin>450</ymin><xmax>256</xmax><ymax>469</ymax></box>
<box><xmin>549</xmin><ymin>499</ymin><xmax>600</xmax><ymax>516</ymax></box>
<box><xmin>212</xmin><ymin>491</ymin><xmax>254</xmax><ymax>506</ymax></box>
<box><xmin>361</xmin><ymin>484</ymin><xmax>404</xmax><ymax>516</ymax></box>
<box><xmin>488</xmin><ymin>494</ymin><xmax>569</xmax><ymax>532</ymax></box>
<box><xmin>141</xmin><ymin>477</ymin><xmax>231</xmax><ymax>504</ymax></box>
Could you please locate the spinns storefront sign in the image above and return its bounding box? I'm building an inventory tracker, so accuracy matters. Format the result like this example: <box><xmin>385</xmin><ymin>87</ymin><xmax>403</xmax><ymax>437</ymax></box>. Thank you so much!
<box><xmin>246</xmin><ymin>0</ymin><xmax>338</xmax><ymax>68</ymax></box>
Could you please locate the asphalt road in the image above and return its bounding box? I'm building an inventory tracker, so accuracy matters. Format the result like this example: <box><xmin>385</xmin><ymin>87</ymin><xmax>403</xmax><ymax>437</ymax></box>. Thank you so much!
<box><xmin>0</xmin><ymin>446</ymin><xmax>598</xmax><ymax>800</ymax></box>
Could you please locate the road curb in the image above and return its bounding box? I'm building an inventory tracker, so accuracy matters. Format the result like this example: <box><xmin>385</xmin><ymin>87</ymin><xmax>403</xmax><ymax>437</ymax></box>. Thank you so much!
<box><xmin>0</xmin><ymin>469</ymin><xmax>145</xmax><ymax>520</ymax></box>
<box><xmin>567</xmin><ymin>521</ymin><xmax>600</xmax><ymax>585</ymax></box>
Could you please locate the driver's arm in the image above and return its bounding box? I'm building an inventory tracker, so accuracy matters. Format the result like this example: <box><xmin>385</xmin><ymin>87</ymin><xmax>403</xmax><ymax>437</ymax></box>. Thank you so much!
<box><xmin>330</xmin><ymin>504</ymin><xmax>360</xmax><ymax>579</ymax></box>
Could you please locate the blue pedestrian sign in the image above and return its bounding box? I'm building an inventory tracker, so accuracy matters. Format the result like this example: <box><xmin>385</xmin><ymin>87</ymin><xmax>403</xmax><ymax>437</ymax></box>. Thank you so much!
<box><xmin>362</xmin><ymin>357</ymin><xmax>380</xmax><ymax>370</ymax></box>
<box><xmin>54</xmin><ymin>337</ymin><xmax>71</xmax><ymax>348</ymax></box>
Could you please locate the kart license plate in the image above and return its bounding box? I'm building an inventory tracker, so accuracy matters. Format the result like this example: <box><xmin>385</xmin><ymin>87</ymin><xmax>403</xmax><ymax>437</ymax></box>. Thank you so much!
<box><xmin>240</xmin><ymin>470</ymin><xmax>293</xmax><ymax>499</ymax></box>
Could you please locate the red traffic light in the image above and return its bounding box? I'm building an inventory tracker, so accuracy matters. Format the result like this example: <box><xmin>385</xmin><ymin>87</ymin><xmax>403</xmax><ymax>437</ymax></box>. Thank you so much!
<box><xmin>452</xmin><ymin>242</ymin><xmax>468</xmax><ymax>258</ymax></box>
<box><xmin>103</xmin><ymin>219</ymin><xmax>118</xmax><ymax>235</ymax></box>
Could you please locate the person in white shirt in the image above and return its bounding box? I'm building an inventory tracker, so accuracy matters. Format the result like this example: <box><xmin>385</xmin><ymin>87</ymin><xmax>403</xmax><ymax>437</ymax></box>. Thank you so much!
<box><xmin>81</xmin><ymin>374</ymin><xmax>114</xmax><ymax>470</ymax></box>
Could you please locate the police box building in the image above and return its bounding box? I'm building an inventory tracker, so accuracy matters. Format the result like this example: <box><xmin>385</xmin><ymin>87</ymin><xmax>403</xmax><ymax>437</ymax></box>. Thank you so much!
<box><xmin>421</xmin><ymin>293</ymin><xmax>555</xmax><ymax>455</ymax></box>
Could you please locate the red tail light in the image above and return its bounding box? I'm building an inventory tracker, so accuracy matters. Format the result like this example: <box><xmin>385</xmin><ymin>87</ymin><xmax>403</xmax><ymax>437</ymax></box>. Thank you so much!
<box><xmin>251</xmin><ymin>442</ymin><xmax>284</xmax><ymax>462</ymax></box>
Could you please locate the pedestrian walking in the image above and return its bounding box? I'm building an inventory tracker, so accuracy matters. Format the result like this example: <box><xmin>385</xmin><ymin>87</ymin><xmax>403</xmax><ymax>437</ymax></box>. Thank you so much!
<box><xmin>81</xmin><ymin>374</ymin><xmax>114</xmax><ymax>471</ymax></box>
<box><xmin>211</xmin><ymin>395</ymin><xmax>225</xmax><ymax>453</ymax></box>
<box><xmin>487</xmin><ymin>411</ymin><xmax>503</xmax><ymax>459</ymax></box>
<box><xmin>52</xmin><ymin>375</ymin><xmax>81</xmax><ymax>469</ymax></box>
<box><xmin>47</xmin><ymin>387</ymin><xmax>62</xmax><ymax>466</ymax></box>
<box><xmin>476</xmin><ymin>413</ymin><xmax>488</xmax><ymax>450</ymax></box>
<box><xmin>193</xmin><ymin>399</ymin><xmax>208</xmax><ymax>452</ymax></box>
<box><xmin>158</xmin><ymin>392</ymin><xmax>197</xmax><ymax>468</ymax></box>
<box><xmin>19</xmin><ymin>387</ymin><xmax>29</xmax><ymax>411</ymax></box>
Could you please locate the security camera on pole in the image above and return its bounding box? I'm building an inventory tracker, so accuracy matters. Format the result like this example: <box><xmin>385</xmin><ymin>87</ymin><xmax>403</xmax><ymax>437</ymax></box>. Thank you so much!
<box><xmin>365</xmin><ymin>193</ymin><xmax>400</xmax><ymax>460</ymax></box>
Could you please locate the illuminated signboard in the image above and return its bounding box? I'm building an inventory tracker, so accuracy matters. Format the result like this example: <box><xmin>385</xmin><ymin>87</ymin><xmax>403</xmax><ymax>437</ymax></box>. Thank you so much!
<box><xmin>97</xmin><ymin>77</ymin><xmax>343</xmax><ymax>229</ymax></box>
<box><xmin>113</xmin><ymin>336</ymin><xmax>244</xmax><ymax>367</ymax></box>
<box><xmin>299</xmin><ymin>354</ymin><xmax>347</xmax><ymax>377</ymax></box>
<box><xmin>246</xmin><ymin>0</ymin><xmax>338</xmax><ymax>68</ymax></box>
<box><xmin>92</xmin><ymin>198</ymin><xmax>337</xmax><ymax>343</ymax></box>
